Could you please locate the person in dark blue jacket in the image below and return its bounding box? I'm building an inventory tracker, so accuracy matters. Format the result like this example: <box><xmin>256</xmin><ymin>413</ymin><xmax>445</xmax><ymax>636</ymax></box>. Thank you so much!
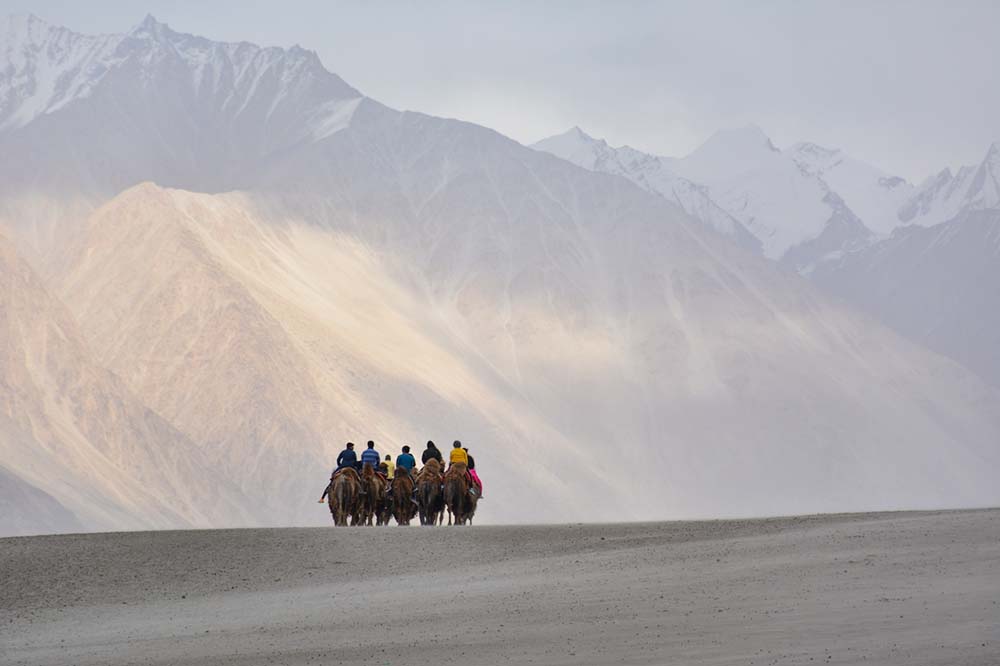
<box><xmin>396</xmin><ymin>445</ymin><xmax>417</xmax><ymax>473</ymax></box>
<box><xmin>335</xmin><ymin>442</ymin><xmax>357</xmax><ymax>471</ymax></box>
<box><xmin>360</xmin><ymin>440</ymin><xmax>381</xmax><ymax>472</ymax></box>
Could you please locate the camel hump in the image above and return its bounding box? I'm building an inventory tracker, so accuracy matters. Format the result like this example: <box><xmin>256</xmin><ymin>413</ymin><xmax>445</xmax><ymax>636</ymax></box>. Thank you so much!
<box><xmin>335</xmin><ymin>467</ymin><xmax>360</xmax><ymax>482</ymax></box>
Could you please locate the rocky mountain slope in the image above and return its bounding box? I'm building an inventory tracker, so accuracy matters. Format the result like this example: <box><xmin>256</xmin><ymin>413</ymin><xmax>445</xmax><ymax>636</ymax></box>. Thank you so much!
<box><xmin>810</xmin><ymin>208</ymin><xmax>1000</xmax><ymax>388</ymax></box>
<box><xmin>0</xmin><ymin>228</ymin><xmax>250</xmax><ymax>533</ymax></box>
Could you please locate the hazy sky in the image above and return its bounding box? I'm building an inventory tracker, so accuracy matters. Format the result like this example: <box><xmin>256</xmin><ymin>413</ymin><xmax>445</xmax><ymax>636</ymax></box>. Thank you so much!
<box><xmin>4</xmin><ymin>0</ymin><xmax>999</xmax><ymax>180</ymax></box>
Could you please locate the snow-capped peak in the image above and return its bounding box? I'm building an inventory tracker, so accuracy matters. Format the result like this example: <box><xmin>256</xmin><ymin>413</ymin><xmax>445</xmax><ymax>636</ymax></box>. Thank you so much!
<box><xmin>0</xmin><ymin>14</ymin><xmax>361</xmax><ymax>135</ymax></box>
<box><xmin>898</xmin><ymin>142</ymin><xmax>1000</xmax><ymax>226</ymax></box>
<box><xmin>1</xmin><ymin>13</ymin><xmax>126</xmax><ymax>130</ymax></box>
<box><xmin>676</xmin><ymin>125</ymin><xmax>781</xmax><ymax>183</ymax></box>
<box><xmin>533</xmin><ymin>127</ymin><xmax>759</xmax><ymax>250</ymax></box>
<box><xmin>532</xmin><ymin>126</ymin><xmax>616</xmax><ymax>171</ymax></box>
<box><xmin>128</xmin><ymin>13</ymin><xmax>172</xmax><ymax>39</ymax></box>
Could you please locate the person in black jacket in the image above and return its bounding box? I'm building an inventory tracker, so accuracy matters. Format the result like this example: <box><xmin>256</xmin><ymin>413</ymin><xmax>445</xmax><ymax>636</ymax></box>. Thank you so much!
<box><xmin>421</xmin><ymin>440</ymin><xmax>443</xmax><ymax>465</ymax></box>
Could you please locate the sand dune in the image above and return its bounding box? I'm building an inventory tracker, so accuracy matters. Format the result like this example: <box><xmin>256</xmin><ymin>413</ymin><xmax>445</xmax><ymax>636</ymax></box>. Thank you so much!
<box><xmin>2</xmin><ymin>510</ymin><xmax>998</xmax><ymax>665</ymax></box>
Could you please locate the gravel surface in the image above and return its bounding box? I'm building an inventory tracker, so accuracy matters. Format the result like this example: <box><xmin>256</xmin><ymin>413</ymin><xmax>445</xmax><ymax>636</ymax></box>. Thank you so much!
<box><xmin>2</xmin><ymin>510</ymin><xmax>998</xmax><ymax>665</ymax></box>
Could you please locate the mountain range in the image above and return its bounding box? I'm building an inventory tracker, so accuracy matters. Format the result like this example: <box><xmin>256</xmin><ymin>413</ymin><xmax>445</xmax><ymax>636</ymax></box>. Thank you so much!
<box><xmin>534</xmin><ymin>126</ymin><xmax>1000</xmax><ymax>389</ymax></box>
<box><xmin>2</xmin><ymin>14</ymin><xmax>999</xmax><ymax>535</ymax></box>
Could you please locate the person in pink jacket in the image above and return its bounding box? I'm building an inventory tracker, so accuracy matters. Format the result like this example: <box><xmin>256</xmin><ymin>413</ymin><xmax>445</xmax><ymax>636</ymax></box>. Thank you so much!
<box><xmin>464</xmin><ymin>447</ymin><xmax>484</xmax><ymax>499</ymax></box>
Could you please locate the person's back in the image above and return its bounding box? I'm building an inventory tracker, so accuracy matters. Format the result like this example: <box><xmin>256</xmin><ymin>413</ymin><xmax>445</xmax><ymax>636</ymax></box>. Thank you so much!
<box><xmin>336</xmin><ymin>443</ymin><xmax>357</xmax><ymax>470</ymax></box>
<box><xmin>421</xmin><ymin>441</ymin><xmax>442</xmax><ymax>464</ymax></box>
<box><xmin>360</xmin><ymin>440</ymin><xmax>381</xmax><ymax>472</ymax></box>
<box><xmin>449</xmin><ymin>441</ymin><xmax>468</xmax><ymax>467</ymax></box>
<box><xmin>383</xmin><ymin>455</ymin><xmax>395</xmax><ymax>479</ymax></box>
<box><xmin>397</xmin><ymin>446</ymin><xmax>417</xmax><ymax>472</ymax></box>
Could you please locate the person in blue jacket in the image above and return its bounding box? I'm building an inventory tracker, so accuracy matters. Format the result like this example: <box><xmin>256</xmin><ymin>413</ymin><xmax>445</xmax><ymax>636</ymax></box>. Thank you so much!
<box><xmin>360</xmin><ymin>440</ymin><xmax>381</xmax><ymax>472</ymax></box>
<box><xmin>335</xmin><ymin>442</ymin><xmax>357</xmax><ymax>471</ymax></box>
<box><xmin>396</xmin><ymin>445</ymin><xmax>417</xmax><ymax>473</ymax></box>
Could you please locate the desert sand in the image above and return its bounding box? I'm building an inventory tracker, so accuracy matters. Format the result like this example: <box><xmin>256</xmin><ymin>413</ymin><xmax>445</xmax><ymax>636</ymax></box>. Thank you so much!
<box><xmin>2</xmin><ymin>509</ymin><xmax>998</xmax><ymax>665</ymax></box>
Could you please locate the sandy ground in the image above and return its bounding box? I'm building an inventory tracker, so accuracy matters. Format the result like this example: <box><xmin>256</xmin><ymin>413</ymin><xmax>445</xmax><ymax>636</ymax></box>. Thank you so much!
<box><xmin>1</xmin><ymin>510</ymin><xmax>998</xmax><ymax>665</ymax></box>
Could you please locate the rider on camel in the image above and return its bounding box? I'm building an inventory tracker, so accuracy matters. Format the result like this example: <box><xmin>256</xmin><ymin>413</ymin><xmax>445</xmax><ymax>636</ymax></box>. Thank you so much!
<box><xmin>336</xmin><ymin>442</ymin><xmax>357</xmax><ymax>471</ymax></box>
<box><xmin>396</xmin><ymin>445</ymin><xmax>417</xmax><ymax>473</ymax></box>
<box><xmin>449</xmin><ymin>440</ymin><xmax>468</xmax><ymax>467</ymax></box>
<box><xmin>464</xmin><ymin>447</ymin><xmax>484</xmax><ymax>499</ymax></box>
<box><xmin>319</xmin><ymin>442</ymin><xmax>358</xmax><ymax>502</ymax></box>
<box><xmin>449</xmin><ymin>440</ymin><xmax>482</xmax><ymax>499</ymax></box>
<box><xmin>360</xmin><ymin>440</ymin><xmax>382</xmax><ymax>475</ymax></box>
<box><xmin>421</xmin><ymin>440</ymin><xmax>443</xmax><ymax>465</ymax></box>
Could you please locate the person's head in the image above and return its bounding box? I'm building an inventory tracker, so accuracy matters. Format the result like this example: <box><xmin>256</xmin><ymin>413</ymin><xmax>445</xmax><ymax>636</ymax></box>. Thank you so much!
<box><xmin>402</xmin><ymin>445</ymin><xmax>411</xmax><ymax>453</ymax></box>
<box><xmin>346</xmin><ymin>442</ymin><xmax>355</xmax><ymax>450</ymax></box>
<box><xmin>367</xmin><ymin>441</ymin><xmax>375</xmax><ymax>449</ymax></box>
<box><xmin>453</xmin><ymin>440</ymin><xmax>462</xmax><ymax>449</ymax></box>
<box><xmin>427</xmin><ymin>440</ymin><xmax>436</xmax><ymax>449</ymax></box>
<box><xmin>384</xmin><ymin>454</ymin><xmax>391</xmax><ymax>461</ymax></box>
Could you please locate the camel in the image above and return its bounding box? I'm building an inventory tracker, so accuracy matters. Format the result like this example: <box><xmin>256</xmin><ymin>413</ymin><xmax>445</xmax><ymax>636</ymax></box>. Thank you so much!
<box><xmin>354</xmin><ymin>463</ymin><xmax>387</xmax><ymax>526</ymax></box>
<box><xmin>416</xmin><ymin>459</ymin><xmax>446</xmax><ymax>526</ymax></box>
<box><xmin>376</xmin><ymin>484</ymin><xmax>394</xmax><ymax>526</ymax></box>
<box><xmin>328</xmin><ymin>467</ymin><xmax>361</xmax><ymax>526</ymax></box>
<box><xmin>390</xmin><ymin>468</ymin><xmax>418</xmax><ymax>525</ymax></box>
<box><xmin>444</xmin><ymin>462</ymin><xmax>478</xmax><ymax>525</ymax></box>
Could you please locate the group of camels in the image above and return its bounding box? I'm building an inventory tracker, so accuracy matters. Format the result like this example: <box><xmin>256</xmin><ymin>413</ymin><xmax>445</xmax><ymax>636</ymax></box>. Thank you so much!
<box><xmin>324</xmin><ymin>459</ymin><xmax>478</xmax><ymax>526</ymax></box>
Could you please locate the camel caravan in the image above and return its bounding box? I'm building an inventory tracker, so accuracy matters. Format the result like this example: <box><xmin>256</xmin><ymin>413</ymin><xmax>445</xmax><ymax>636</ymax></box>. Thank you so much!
<box><xmin>319</xmin><ymin>440</ymin><xmax>483</xmax><ymax>526</ymax></box>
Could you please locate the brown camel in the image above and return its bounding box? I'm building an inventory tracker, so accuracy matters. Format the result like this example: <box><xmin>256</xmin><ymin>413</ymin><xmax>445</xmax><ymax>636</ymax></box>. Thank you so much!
<box><xmin>391</xmin><ymin>468</ymin><xmax>418</xmax><ymax>525</ymax></box>
<box><xmin>444</xmin><ymin>462</ymin><xmax>477</xmax><ymax>525</ymax></box>
<box><xmin>376</xmin><ymin>484</ymin><xmax>394</xmax><ymax>526</ymax></box>
<box><xmin>416</xmin><ymin>459</ymin><xmax>445</xmax><ymax>526</ymax></box>
<box><xmin>354</xmin><ymin>463</ymin><xmax>387</xmax><ymax>526</ymax></box>
<box><xmin>328</xmin><ymin>467</ymin><xmax>361</xmax><ymax>526</ymax></box>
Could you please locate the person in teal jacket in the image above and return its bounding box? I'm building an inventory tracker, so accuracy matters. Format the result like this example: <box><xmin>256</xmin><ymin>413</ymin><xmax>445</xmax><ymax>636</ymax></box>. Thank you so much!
<box><xmin>396</xmin><ymin>445</ymin><xmax>417</xmax><ymax>473</ymax></box>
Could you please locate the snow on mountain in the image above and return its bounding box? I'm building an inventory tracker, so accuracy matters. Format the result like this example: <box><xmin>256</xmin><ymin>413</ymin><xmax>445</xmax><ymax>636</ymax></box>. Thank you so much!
<box><xmin>533</xmin><ymin>127</ymin><xmax>762</xmax><ymax>252</ymax></box>
<box><xmin>899</xmin><ymin>143</ymin><xmax>1000</xmax><ymax>227</ymax></box>
<box><xmin>674</xmin><ymin>125</ymin><xmax>780</xmax><ymax>183</ymax></box>
<box><xmin>787</xmin><ymin>142</ymin><xmax>913</xmax><ymax>235</ymax></box>
<box><xmin>534</xmin><ymin>126</ymin><xmax>915</xmax><ymax>266</ymax></box>
<box><xmin>805</xmin><ymin>144</ymin><xmax>1000</xmax><ymax>390</ymax></box>
<box><xmin>675</xmin><ymin>127</ymin><xmax>878</xmax><ymax>262</ymax></box>
<box><xmin>2</xmin><ymin>16</ymin><xmax>1000</xmax><ymax>531</ymax></box>
<box><xmin>0</xmin><ymin>13</ymin><xmax>359</xmax><ymax>134</ymax></box>
<box><xmin>0</xmin><ymin>13</ymin><xmax>362</xmax><ymax>252</ymax></box>
<box><xmin>532</xmin><ymin>111</ymin><xmax>998</xmax><ymax>407</ymax></box>
<box><xmin>0</xmin><ymin>14</ymin><xmax>122</xmax><ymax>130</ymax></box>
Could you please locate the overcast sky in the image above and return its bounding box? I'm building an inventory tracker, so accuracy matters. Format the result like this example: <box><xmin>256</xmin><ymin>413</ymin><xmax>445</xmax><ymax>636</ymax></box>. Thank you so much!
<box><xmin>4</xmin><ymin>0</ymin><xmax>999</xmax><ymax>180</ymax></box>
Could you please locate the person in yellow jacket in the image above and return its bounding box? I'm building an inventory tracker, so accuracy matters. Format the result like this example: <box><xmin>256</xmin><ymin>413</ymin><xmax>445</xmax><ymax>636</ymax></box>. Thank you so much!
<box><xmin>449</xmin><ymin>440</ymin><xmax>469</xmax><ymax>467</ymax></box>
<box><xmin>449</xmin><ymin>440</ymin><xmax>482</xmax><ymax>499</ymax></box>
<box><xmin>382</xmin><ymin>454</ymin><xmax>395</xmax><ymax>480</ymax></box>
